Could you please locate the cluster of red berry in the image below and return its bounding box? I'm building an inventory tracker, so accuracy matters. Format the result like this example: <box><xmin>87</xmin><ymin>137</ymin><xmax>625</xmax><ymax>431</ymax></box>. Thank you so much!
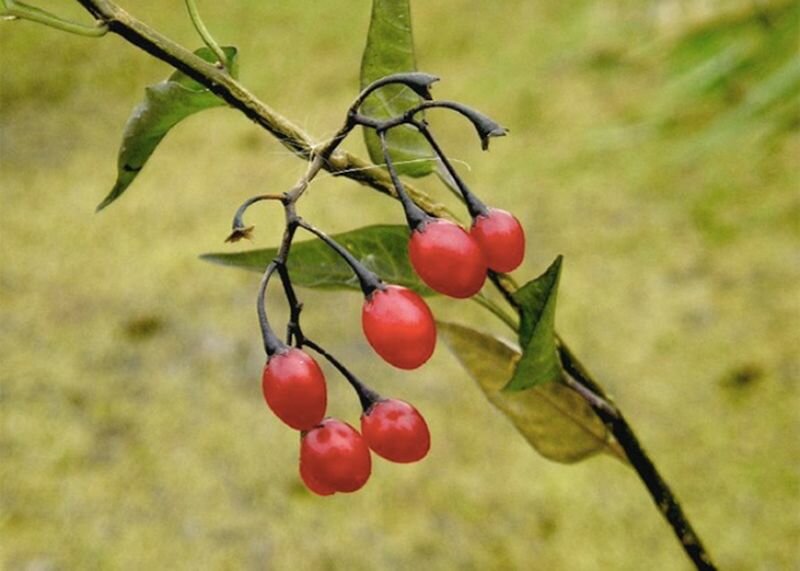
<box><xmin>238</xmin><ymin>73</ymin><xmax>524</xmax><ymax>495</ymax></box>
<box><xmin>263</xmin><ymin>346</ymin><xmax>431</xmax><ymax>495</ymax></box>
<box><xmin>261</xmin><ymin>210</ymin><xmax>523</xmax><ymax>494</ymax></box>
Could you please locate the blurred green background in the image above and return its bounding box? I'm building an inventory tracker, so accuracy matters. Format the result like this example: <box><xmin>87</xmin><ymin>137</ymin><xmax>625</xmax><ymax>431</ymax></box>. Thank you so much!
<box><xmin>1</xmin><ymin>1</ymin><xmax>798</xmax><ymax>569</ymax></box>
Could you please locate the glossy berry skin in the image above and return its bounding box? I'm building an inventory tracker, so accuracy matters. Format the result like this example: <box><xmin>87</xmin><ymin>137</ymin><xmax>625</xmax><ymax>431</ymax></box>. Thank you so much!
<box><xmin>470</xmin><ymin>208</ymin><xmax>525</xmax><ymax>273</ymax></box>
<box><xmin>408</xmin><ymin>218</ymin><xmax>488</xmax><ymax>298</ymax></box>
<box><xmin>362</xmin><ymin>285</ymin><xmax>436</xmax><ymax>370</ymax></box>
<box><xmin>361</xmin><ymin>399</ymin><xmax>430</xmax><ymax>463</ymax></box>
<box><xmin>262</xmin><ymin>348</ymin><xmax>327</xmax><ymax>431</ymax></box>
<box><xmin>299</xmin><ymin>453</ymin><xmax>336</xmax><ymax>496</ymax></box>
<box><xmin>300</xmin><ymin>419</ymin><xmax>371</xmax><ymax>493</ymax></box>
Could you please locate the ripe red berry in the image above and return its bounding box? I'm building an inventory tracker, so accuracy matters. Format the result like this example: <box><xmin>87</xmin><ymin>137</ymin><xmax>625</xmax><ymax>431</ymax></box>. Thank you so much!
<box><xmin>470</xmin><ymin>208</ymin><xmax>525</xmax><ymax>273</ymax></box>
<box><xmin>362</xmin><ymin>285</ymin><xmax>436</xmax><ymax>370</ymax></box>
<box><xmin>361</xmin><ymin>399</ymin><xmax>430</xmax><ymax>463</ymax></box>
<box><xmin>262</xmin><ymin>348</ymin><xmax>327</xmax><ymax>431</ymax></box>
<box><xmin>299</xmin><ymin>453</ymin><xmax>336</xmax><ymax>496</ymax></box>
<box><xmin>408</xmin><ymin>218</ymin><xmax>488</xmax><ymax>298</ymax></box>
<box><xmin>300</xmin><ymin>418</ymin><xmax>372</xmax><ymax>493</ymax></box>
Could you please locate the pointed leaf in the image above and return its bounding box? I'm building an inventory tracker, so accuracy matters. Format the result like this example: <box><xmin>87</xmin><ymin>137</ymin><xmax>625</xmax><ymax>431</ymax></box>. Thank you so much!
<box><xmin>201</xmin><ymin>224</ymin><xmax>432</xmax><ymax>295</ymax></box>
<box><xmin>439</xmin><ymin>322</ymin><xmax>626</xmax><ymax>464</ymax></box>
<box><xmin>505</xmin><ymin>255</ymin><xmax>564</xmax><ymax>391</ymax></box>
<box><xmin>98</xmin><ymin>46</ymin><xmax>239</xmax><ymax>211</ymax></box>
<box><xmin>360</xmin><ymin>0</ymin><xmax>435</xmax><ymax>177</ymax></box>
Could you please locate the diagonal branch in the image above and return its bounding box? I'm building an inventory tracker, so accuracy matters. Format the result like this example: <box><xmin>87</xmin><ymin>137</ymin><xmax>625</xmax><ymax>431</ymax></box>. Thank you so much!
<box><xmin>70</xmin><ymin>2</ymin><xmax>716</xmax><ymax>569</ymax></box>
<box><xmin>74</xmin><ymin>0</ymin><xmax>452</xmax><ymax>220</ymax></box>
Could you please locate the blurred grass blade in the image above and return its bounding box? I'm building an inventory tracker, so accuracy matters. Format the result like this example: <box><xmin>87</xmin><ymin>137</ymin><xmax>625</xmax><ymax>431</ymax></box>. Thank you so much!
<box><xmin>201</xmin><ymin>224</ymin><xmax>432</xmax><ymax>295</ymax></box>
<box><xmin>652</xmin><ymin>1</ymin><xmax>798</xmax><ymax>146</ymax></box>
<box><xmin>696</xmin><ymin>57</ymin><xmax>800</xmax><ymax>145</ymax></box>
<box><xmin>505</xmin><ymin>255</ymin><xmax>563</xmax><ymax>391</ymax></box>
<box><xmin>439</xmin><ymin>322</ymin><xmax>626</xmax><ymax>464</ymax></box>
<box><xmin>97</xmin><ymin>46</ymin><xmax>239</xmax><ymax>211</ymax></box>
<box><xmin>360</xmin><ymin>0</ymin><xmax>435</xmax><ymax>177</ymax></box>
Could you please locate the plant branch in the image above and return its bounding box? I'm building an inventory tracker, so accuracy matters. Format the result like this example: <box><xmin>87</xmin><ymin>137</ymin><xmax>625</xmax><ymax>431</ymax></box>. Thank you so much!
<box><xmin>70</xmin><ymin>2</ymin><xmax>716</xmax><ymax>567</ymax></box>
<box><xmin>560</xmin><ymin>350</ymin><xmax>716</xmax><ymax>570</ymax></box>
<box><xmin>75</xmin><ymin>0</ymin><xmax>453</xmax><ymax>220</ymax></box>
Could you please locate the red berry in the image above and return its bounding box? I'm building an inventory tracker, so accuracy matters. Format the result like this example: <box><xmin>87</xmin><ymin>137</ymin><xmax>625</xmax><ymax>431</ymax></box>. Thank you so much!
<box><xmin>362</xmin><ymin>285</ymin><xmax>436</xmax><ymax>370</ymax></box>
<box><xmin>361</xmin><ymin>399</ymin><xmax>430</xmax><ymax>463</ymax></box>
<box><xmin>262</xmin><ymin>348</ymin><xmax>327</xmax><ymax>431</ymax></box>
<box><xmin>299</xmin><ymin>453</ymin><xmax>336</xmax><ymax>496</ymax></box>
<box><xmin>408</xmin><ymin>218</ymin><xmax>488</xmax><ymax>298</ymax></box>
<box><xmin>470</xmin><ymin>208</ymin><xmax>525</xmax><ymax>273</ymax></box>
<box><xmin>300</xmin><ymin>419</ymin><xmax>372</xmax><ymax>493</ymax></box>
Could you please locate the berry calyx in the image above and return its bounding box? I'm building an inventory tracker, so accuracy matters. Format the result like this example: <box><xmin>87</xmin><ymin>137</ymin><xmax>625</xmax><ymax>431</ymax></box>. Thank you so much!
<box><xmin>300</xmin><ymin>418</ymin><xmax>372</xmax><ymax>493</ymax></box>
<box><xmin>361</xmin><ymin>399</ymin><xmax>430</xmax><ymax>463</ymax></box>
<box><xmin>470</xmin><ymin>208</ymin><xmax>525</xmax><ymax>272</ymax></box>
<box><xmin>262</xmin><ymin>348</ymin><xmax>327</xmax><ymax>431</ymax></box>
<box><xmin>362</xmin><ymin>285</ymin><xmax>436</xmax><ymax>370</ymax></box>
<box><xmin>408</xmin><ymin>218</ymin><xmax>488</xmax><ymax>298</ymax></box>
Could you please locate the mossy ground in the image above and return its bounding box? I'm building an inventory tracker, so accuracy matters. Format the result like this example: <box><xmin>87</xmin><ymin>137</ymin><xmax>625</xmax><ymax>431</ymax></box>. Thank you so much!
<box><xmin>1</xmin><ymin>1</ymin><xmax>798</xmax><ymax>569</ymax></box>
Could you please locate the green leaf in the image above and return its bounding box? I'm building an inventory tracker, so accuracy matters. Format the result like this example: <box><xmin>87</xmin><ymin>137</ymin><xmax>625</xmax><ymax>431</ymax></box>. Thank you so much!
<box><xmin>505</xmin><ymin>255</ymin><xmax>564</xmax><ymax>391</ymax></box>
<box><xmin>97</xmin><ymin>46</ymin><xmax>239</xmax><ymax>211</ymax></box>
<box><xmin>201</xmin><ymin>224</ymin><xmax>433</xmax><ymax>295</ymax></box>
<box><xmin>360</xmin><ymin>0</ymin><xmax>435</xmax><ymax>177</ymax></box>
<box><xmin>438</xmin><ymin>322</ymin><xmax>626</xmax><ymax>464</ymax></box>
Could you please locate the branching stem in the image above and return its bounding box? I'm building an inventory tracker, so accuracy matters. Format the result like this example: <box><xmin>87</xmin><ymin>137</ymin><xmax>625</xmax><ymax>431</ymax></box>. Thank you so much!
<box><xmin>67</xmin><ymin>3</ymin><xmax>717</xmax><ymax>568</ymax></box>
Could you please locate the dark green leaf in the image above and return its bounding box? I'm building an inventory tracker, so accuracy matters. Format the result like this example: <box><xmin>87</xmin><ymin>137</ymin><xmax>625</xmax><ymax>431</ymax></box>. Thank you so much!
<box><xmin>438</xmin><ymin>322</ymin><xmax>626</xmax><ymax>464</ymax></box>
<box><xmin>505</xmin><ymin>255</ymin><xmax>563</xmax><ymax>391</ymax></box>
<box><xmin>97</xmin><ymin>46</ymin><xmax>239</xmax><ymax>211</ymax></box>
<box><xmin>360</xmin><ymin>0</ymin><xmax>435</xmax><ymax>177</ymax></box>
<box><xmin>201</xmin><ymin>224</ymin><xmax>433</xmax><ymax>295</ymax></box>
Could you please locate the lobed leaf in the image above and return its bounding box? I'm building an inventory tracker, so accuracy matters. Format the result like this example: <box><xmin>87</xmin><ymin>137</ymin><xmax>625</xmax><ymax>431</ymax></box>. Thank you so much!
<box><xmin>438</xmin><ymin>322</ymin><xmax>626</xmax><ymax>464</ymax></box>
<box><xmin>505</xmin><ymin>256</ymin><xmax>564</xmax><ymax>391</ymax></box>
<box><xmin>201</xmin><ymin>224</ymin><xmax>432</xmax><ymax>295</ymax></box>
<box><xmin>97</xmin><ymin>46</ymin><xmax>239</xmax><ymax>211</ymax></box>
<box><xmin>360</xmin><ymin>0</ymin><xmax>435</xmax><ymax>177</ymax></box>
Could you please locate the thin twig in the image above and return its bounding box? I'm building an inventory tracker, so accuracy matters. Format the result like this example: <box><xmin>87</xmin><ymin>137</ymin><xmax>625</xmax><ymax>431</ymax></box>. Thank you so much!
<box><xmin>470</xmin><ymin>294</ymin><xmax>518</xmax><ymax>332</ymax></box>
<box><xmin>2</xmin><ymin>0</ymin><xmax>107</xmax><ymax>36</ymax></box>
<box><xmin>183</xmin><ymin>0</ymin><xmax>228</xmax><ymax>69</ymax></box>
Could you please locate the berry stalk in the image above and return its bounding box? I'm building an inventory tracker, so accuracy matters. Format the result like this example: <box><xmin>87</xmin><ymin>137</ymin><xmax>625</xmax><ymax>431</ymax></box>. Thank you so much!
<box><xmin>256</xmin><ymin>261</ymin><xmax>288</xmax><ymax>356</ymax></box>
<box><xmin>296</xmin><ymin>219</ymin><xmax>383</xmax><ymax>296</ymax></box>
<box><xmin>377</xmin><ymin>130</ymin><xmax>430</xmax><ymax>231</ymax></box>
<box><xmin>303</xmin><ymin>338</ymin><xmax>381</xmax><ymax>412</ymax></box>
<box><xmin>412</xmin><ymin>121</ymin><xmax>488</xmax><ymax>219</ymax></box>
